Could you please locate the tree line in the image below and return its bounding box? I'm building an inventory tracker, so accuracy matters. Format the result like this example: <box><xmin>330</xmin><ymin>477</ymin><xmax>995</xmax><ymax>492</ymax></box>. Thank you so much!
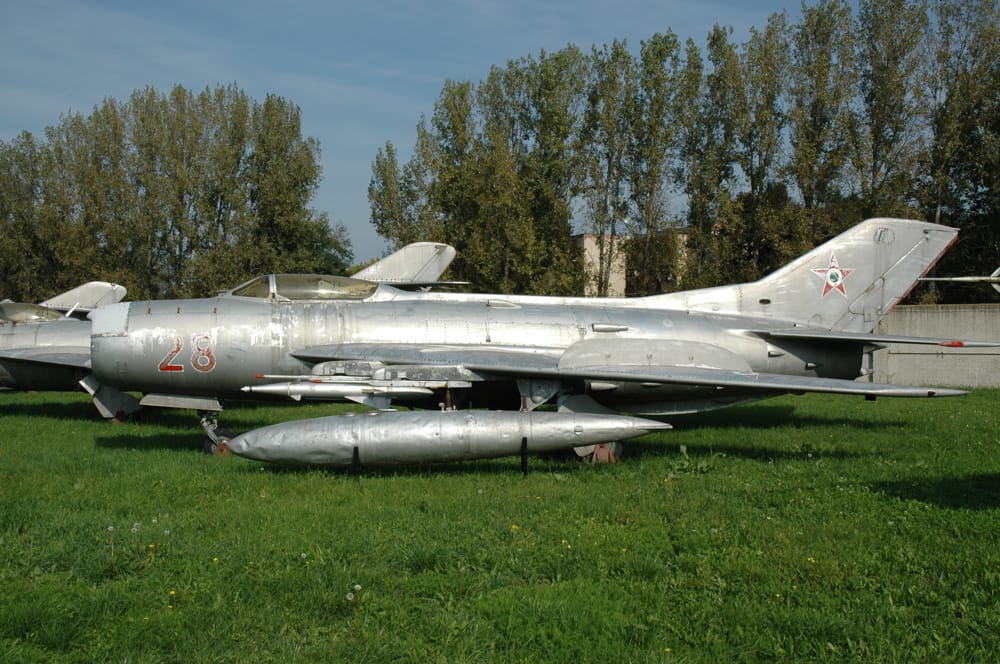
<box><xmin>0</xmin><ymin>84</ymin><xmax>351</xmax><ymax>301</ymax></box>
<box><xmin>369</xmin><ymin>0</ymin><xmax>999</xmax><ymax>300</ymax></box>
<box><xmin>2</xmin><ymin>0</ymin><xmax>996</xmax><ymax>304</ymax></box>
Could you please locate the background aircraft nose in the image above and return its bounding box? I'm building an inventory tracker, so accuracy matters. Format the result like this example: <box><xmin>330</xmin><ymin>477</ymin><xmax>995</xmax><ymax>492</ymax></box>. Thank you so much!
<box><xmin>88</xmin><ymin>302</ymin><xmax>131</xmax><ymax>337</ymax></box>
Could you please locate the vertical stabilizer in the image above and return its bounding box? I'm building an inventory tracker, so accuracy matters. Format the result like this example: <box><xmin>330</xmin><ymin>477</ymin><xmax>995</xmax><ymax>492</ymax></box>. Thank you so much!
<box><xmin>659</xmin><ymin>218</ymin><xmax>958</xmax><ymax>332</ymax></box>
<box><xmin>39</xmin><ymin>281</ymin><xmax>127</xmax><ymax>314</ymax></box>
<box><xmin>353</xmin><ymin>242</ymin><xmax>456</xmax><ymax>283</ymax></box>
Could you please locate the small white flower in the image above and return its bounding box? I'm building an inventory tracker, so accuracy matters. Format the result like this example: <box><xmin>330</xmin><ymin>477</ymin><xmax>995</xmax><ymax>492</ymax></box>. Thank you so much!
<box><xmin>353</xmin><ymin>584</ymin><xmax>362</xmax><ymax>592</ymax></box>
<box><xmin>346</xmin><ymin>592</ymin><xmax>355</xmax><ymax>602</ymax></box>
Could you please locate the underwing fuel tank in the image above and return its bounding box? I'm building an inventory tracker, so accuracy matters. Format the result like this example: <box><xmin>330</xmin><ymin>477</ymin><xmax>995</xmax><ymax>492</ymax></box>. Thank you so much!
<box><xmin>227</xmin><ymin>410</ymin><xmax>672</xmax><ymax>466</ymax></box>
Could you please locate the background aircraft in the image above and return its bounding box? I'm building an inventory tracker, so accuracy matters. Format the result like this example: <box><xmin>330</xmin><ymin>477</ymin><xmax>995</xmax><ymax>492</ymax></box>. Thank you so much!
<box><xmin>0</xmin><ymin>242</ymin><xmax>456</xmax><ymax>419</ymax></box>
<box><xmin>0</xmin><ymin>281</ymin><xmax>138</xmax><ymax>418</ymax></box>
<box><xmin>87</xmin><ymin>218</ymin><xmax>996</xmax><ymax>465</ymax></box>
<box><xmin>1</xmin><ymin>280</ymin><xmax>127</xmax><ymax>323</ymax></box>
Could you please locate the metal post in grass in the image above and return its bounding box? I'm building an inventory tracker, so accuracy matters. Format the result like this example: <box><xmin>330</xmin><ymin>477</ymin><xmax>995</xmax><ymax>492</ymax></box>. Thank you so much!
<box><xmin>520</xmin><ymin>436</ymin><xmax>528</xmax><ymax>477</ymax></box>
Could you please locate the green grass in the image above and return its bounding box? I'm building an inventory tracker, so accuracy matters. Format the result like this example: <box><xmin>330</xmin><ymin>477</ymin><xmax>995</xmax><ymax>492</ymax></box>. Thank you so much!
<box><xmin>2</xmin><ymin>390</ymin><xmax>999</xmax><ymax>662</ymax></box>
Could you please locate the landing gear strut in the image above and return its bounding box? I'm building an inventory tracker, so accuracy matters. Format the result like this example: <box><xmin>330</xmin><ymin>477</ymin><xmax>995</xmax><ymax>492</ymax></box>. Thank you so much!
<box><xmin>199</xmin><ymin>411</ymin><xmax>235</xmax><ymax>456</ymax></box>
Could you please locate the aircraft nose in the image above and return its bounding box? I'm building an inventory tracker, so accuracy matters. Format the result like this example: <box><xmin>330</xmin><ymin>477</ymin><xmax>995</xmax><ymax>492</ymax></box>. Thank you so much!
<box><xmin>89</xmin><ymin>302</ymin><xmax>131</xmax><ymax>337</ymax></box>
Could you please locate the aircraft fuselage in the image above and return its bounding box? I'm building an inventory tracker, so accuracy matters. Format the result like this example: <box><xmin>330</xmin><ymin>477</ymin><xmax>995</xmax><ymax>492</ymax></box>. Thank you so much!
<box><xmin>90</xmin><ymin>288</ymin><xmax>865</xmax><ymax>413</ymax></box>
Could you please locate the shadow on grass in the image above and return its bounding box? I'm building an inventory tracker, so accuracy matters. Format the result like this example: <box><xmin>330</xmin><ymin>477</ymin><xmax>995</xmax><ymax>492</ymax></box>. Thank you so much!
<box><xmin>243</xmin><ymin>454</ymin><xmax>585</xmax><ymax>478</ymax></box>
<box><xmin>623</xmin><ymin>438</ymin><xmax>872</xmax><ymax>462</ymax></box>
<box><xmin>665</xmin><ymin>404</ymin><xmax>907</xmax><ymax>431</ymax></box>
<box><xmin>609</xmin><ymin>402</ymin><xmax>900</xmax><ymax>462</ymax></box>
<box><xmin>0</xmin><ymin>396</ymin><xmax>107</xmax><ymax>421</ymax></box>
<box><xmin>1</xmin><ymin>395</ymin><xmax>294</xmax><ymax>426</ymax></box>
<box><xmin>874</xmin><ymin>474</ymin><xmax>1000</xmax><ymax>510</ymax></box>
<box><xmin>94</xmin><ymin>431</ymin><xmax>207</xmax><ymax>452</ymax></box>
<box><xmin>91</xmin><ymin>400</ymin><xmax>364</xmax><ymax>453</ymax></box>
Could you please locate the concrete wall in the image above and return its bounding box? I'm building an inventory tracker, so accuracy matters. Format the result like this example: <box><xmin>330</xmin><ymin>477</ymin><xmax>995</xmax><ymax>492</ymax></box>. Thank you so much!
<box><xmin>873</xmin><ymin>304</ymin><xmax>1000</xmax><ymax>388</ymax></box>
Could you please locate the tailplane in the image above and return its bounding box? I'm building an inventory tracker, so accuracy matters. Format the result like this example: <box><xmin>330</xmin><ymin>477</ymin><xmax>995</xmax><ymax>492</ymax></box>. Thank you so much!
<box><xmin>657</xmin><ymin>218</ymin><xmax>958</xmax><ymax>332</ymax></box>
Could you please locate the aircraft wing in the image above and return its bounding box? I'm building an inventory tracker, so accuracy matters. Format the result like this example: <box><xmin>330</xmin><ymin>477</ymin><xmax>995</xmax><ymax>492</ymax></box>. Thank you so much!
<box><xmin>292</xmin><ymin>343</ymin><xmax>966</xmax><ymax>398</ymax></box>
<box><xmin>0</xmin><ymin>346</ymin><xmax>92</xmax><ymax>369</ymax></box>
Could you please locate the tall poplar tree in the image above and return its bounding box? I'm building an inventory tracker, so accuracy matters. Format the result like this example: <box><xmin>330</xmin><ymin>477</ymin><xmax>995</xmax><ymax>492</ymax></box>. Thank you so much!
<box><xmin>625</xmin><ymin>31</ymin><xmax>684</xmax><ymax>296</ymax></box>
<box><xmin>851</xmin><ymin>0</ymin><xmax>929</xmax><ymax>217</ymax></box>
<box><xmin>0</xmin><ymin>84</ymin><xmax>350</xmax><ymax>300</ymax></box>
<box><xmin>580</xmin><ymin>40</ymin><xmax>636</xmax><ymax>296</ymax></box>
<box><xmin>787</xmin><ymin>0</ymin><xmax>857</xmax><ymax>241</ymax></box>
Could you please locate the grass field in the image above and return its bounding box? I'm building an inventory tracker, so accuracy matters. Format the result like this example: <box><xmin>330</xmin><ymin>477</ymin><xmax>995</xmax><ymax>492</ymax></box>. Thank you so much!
<box><xmin>1</xmin><ymin>389</ymin><xmax>999</xmax><ymax>662</ymax></box>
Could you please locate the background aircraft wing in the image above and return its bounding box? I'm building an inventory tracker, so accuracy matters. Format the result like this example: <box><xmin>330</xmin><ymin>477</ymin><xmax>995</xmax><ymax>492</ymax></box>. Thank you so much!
<box><xmin>293</xmin><ymin>343</ymin><xmax>965</xmax><ymax>398</ymax></box>
<box><xmin>0</xmin><ymin>346</ymin><xmax>92</xmax><ymax>369</ymax></box>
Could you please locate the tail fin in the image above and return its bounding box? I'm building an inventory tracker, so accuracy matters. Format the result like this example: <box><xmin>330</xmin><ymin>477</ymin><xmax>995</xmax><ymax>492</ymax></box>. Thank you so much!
<box><xmin>660</xmin><ymin>218</ymin><xmax>958</xmax><ymax>332</ymax></box>
<box><xmin>353</xmin><ymin>242</ymin><xmax>456</xmax><ymax>283</ymax></box>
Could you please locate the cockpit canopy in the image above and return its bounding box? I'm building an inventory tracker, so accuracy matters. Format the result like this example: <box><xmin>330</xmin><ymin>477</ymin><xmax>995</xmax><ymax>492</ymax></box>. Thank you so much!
<box><xmin>227</xmin><ymin>274</ymin><xmax>379</xmax><ymax>302</ymax></box>
<box><xmin>0</xmin><ymin>302</ymin><xmax>66</xmax><ymax>323</ymax></box>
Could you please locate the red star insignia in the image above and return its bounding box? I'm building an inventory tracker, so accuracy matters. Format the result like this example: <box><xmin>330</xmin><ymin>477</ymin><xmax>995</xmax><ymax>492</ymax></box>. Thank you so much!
<box><xmin>811</xmin><ymin>253</ymin><xmax>854</xmax><ymax>297</ymax></box>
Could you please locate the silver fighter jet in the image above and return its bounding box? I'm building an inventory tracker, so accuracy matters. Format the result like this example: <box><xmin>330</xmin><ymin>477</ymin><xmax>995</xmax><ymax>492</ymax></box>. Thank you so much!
<box><xmin>87</xmin><ymin>218</ymin><xmax>996</xmax><ymax>464</ymax></box>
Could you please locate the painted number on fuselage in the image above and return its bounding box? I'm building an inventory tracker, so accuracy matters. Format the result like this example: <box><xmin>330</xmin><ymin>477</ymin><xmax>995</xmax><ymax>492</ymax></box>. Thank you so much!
<box><xmin>157</xmin><ymin>337</ymin><xmax>184</xmax><ymax>372</ymax></box>
<box><xmin>157</xmin><ymin>334</ymin><xmax>217</xmax><ymax>373</ymax></box>
<box><xmin>191</xmin><ymin>333</ymin><xmax>217</xmax><ymax>372</ymax></box>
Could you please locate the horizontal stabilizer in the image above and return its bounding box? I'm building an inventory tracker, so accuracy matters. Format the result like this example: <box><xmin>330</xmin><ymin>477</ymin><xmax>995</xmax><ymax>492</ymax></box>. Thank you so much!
<box><xmin>761</xmin><ymin>328</ymin><xmax>1000</xmax><ymax>348</ymax></box>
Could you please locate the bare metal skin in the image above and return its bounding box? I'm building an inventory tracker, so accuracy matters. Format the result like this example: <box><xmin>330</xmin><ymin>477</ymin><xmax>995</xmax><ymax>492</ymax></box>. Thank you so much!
<box><xmin>84</xmin><ymin>218</ymin><xmax>998</xmax><ymax>464</ymax></box>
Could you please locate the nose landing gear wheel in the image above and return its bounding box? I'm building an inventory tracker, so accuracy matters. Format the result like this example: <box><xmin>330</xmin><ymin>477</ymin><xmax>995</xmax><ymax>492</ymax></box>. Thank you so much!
<box><xmin>204</xmin><ymin>429</ymin><xmax>235</xmax><ymax>456</ymax></box>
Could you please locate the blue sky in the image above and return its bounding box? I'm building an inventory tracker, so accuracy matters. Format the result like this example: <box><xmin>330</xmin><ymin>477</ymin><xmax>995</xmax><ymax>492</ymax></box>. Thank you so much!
<box><xmin>0</xmin><ymin>1</ymin><xmax>793</xmax><ymax>263</ymax></box>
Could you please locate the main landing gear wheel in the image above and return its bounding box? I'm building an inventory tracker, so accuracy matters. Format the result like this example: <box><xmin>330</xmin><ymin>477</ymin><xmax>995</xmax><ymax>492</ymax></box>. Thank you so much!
<box><xmin>198</xmin><ymin>410</ymin><xmax>234</xmax><ymax>455</ymax></box>
<box><xmin>573</xmin><ymin>442</ymin><xmax>623</xmax><ymax>463</ymax></box>
<box><xmin>204</xmin><ymin>429</ymin><xmax>236</xmax><ymax>456</ymax></box>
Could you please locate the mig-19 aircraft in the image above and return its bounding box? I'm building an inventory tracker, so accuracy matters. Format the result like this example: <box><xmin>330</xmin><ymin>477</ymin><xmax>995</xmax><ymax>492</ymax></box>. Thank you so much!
<box><xmin>87</xmin><ymin>218</ymin><xmax>996</xmax><ymax>467</ymax></box>
<box><xmin>0</xmin><ymin>242</ymin><xmax>456</xmax><ymax>419</ymax></box>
